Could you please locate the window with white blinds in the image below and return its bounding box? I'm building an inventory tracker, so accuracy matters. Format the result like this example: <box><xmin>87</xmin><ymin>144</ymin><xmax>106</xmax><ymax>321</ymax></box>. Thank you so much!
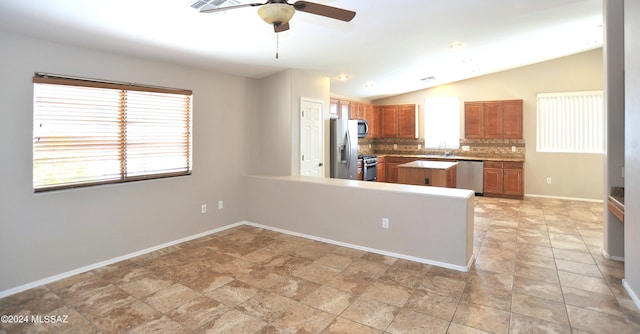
<box><xmin>33</xmin><ymin>75</ymin><xmax>192</xmax><ymax>192</ymax></box>
<box><xmin>536</xmin><ymin>91</ymin><xmax>604</xmax><ymax>153</ymax></box>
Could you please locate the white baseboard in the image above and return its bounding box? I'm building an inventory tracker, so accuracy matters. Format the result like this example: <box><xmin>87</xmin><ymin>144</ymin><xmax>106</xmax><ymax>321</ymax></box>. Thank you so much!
<box><xmin>623</xmin><ymin>279</ymin><xmax>640</xmax><ymax>311</ymax></box>
<box><xmin>0</xmin><ymin>223</ymin><xmax>243</xmax><ymax>299</ymax></box>
<box><xmin>525</xmin><ymin>193</ymin><xmax>604</xmax><ymax>203</ymax></box>
<box><xmin>601</xmin><ymin>248</ymin><xmax>625</xmax><ymax>262</ymax></box>
<box><xmin>244</xmin><ymin>221</ymin><xmax>474</xmax><ymax>273</ymax></box>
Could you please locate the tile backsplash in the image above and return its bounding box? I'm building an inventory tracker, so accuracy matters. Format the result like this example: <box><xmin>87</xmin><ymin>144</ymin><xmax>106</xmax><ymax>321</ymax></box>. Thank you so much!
<box><xmin>359</xmin><ymin>137</ymin><xmax>525</xmax><ymax>159</ymax></box>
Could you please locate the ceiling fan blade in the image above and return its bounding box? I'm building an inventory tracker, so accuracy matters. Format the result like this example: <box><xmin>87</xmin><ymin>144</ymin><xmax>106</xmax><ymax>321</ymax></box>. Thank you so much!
<box><xmin>274</xmin><ymin>22</ymin><xmax>290</xmax><ymax>33</ymax></box>
<box><xmin>292</xmin><ymin>1</ymin><xmax>356</xmax><ymax>22</ymax></box>
<box><xmin>199</xmin><ymin>2</ymin><xmax>264</xmax><ymax>14</ymax></box>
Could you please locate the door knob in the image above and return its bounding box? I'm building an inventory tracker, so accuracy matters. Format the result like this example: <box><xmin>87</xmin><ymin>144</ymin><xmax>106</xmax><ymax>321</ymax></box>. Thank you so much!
<box><xmin>318</xmin><ymin>162</ymin><xmax>323</xmax><ymax>167</ymax></box>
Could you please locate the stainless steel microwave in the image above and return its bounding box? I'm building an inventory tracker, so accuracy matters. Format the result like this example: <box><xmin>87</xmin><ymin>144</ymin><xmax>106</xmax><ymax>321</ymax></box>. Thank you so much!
<box><xmin>357</xmin><ymin>120</ymin><xmax>368</xmax><ymax>138</ymax></box>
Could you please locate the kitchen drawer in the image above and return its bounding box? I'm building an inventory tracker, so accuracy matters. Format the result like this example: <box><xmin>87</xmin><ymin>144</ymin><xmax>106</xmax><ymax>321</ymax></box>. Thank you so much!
<box><xmin>503</xmin><ymin>162</ymin><xmax>523</xmax><ymax>170</ymax></box>
<box><xmin>484</xmin><ymin>161</ymin><xmax>503</xmax><ymax>169</ymax></box>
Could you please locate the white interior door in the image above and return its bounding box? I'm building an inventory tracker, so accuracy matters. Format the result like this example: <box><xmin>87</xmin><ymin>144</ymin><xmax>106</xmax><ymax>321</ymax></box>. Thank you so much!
<box><xmin>300</xmin><ymin>97</ymin><xmax>324</xmax><ymax>177</ymax></box>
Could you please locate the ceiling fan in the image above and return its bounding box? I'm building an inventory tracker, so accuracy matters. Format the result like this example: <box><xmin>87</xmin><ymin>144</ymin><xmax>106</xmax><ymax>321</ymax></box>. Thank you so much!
<box><xmin>200</xmin><ymin>0</ymin><xmax>356</xmax><ymax>33</ymax></box>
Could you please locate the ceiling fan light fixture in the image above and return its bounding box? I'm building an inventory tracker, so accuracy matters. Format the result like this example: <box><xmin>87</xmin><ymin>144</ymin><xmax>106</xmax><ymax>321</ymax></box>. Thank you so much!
<box><xmin>258</xmin><ymin>3</ymin><xmax>295</xmax><ymax>26</ymax></box>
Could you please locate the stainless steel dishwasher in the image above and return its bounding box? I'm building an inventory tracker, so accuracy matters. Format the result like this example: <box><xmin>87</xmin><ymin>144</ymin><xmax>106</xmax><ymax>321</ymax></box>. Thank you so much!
<box><xmin>456</xmin><ymin>160</ymin><xmax>484</xmax><ymax>195</ymax></box>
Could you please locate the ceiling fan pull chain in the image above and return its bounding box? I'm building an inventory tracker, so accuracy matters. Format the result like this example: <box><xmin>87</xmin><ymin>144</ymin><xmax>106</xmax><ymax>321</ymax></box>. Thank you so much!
<box><xmin>275</xmin><ymin>32</ymin><xmax>279</xmax><ymax>59</ymax></box>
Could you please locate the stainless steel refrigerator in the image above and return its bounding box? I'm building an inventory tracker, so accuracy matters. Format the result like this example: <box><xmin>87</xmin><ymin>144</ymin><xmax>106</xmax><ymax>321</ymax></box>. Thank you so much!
<box><xmin>330</xmin><ymin>119</ymin><xmax>358</xmax><ymax>179</ymax></box>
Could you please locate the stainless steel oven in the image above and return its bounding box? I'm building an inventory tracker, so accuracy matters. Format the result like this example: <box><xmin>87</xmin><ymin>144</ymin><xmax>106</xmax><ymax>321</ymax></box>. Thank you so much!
<box><xmin>360</xmin><ymin>155</ymin><xmax>378</xmax><ymax>181</ymax></box>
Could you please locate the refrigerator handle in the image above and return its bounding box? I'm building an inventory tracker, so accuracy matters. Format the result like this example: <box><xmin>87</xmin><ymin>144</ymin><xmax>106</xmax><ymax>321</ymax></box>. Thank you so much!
<box><xmin>345</xmin><ymin>131</ymin><xmax>352</xmax><ymax>169</ymax></box>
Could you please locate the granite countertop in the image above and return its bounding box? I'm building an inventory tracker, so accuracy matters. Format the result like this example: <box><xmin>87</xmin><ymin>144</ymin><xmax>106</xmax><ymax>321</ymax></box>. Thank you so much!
<box><xmin>376</xmin><ymin>154</ymin><xmax>525</xmax><ymax>163</ymax></box>
<box><xmin>397</xmin><ymin>160</ymin><xmax>459</xmax><ymax>170</ymax></box>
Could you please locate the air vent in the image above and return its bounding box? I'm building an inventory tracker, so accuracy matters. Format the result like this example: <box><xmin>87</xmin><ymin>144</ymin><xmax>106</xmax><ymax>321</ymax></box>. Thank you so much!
<box><xmin>189</xmin><ymin>0</ymin><xmax>242</xmax><ymax>10</ymax></box>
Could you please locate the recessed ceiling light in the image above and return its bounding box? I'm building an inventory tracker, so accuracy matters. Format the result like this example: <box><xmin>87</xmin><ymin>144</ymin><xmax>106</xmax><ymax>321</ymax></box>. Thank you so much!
<box><xmin>449</xmin><ymin>41</ymin><xmax>463</xmax><ymax>49</ymax></box>
<box><xmin>337</xmin><ymin>74</ymin><xmax>350</xmax><ymax>81</ymax></box>
<box><xmin>420</xmin><ymin>76</ymin><xmax>436</xmax><ymax>82</ymax></box>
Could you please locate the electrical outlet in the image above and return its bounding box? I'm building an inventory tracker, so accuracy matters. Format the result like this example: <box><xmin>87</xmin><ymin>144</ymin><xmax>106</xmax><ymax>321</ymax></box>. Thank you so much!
<box><xmin>417</xmin><ymin>144</ymin><xmax>422</xmax><ymax>150</ymax></box>
<box><xmin>201</xmin><ymin>204</ymin><xmax>207</xmax><ymax>214</ymax></box>
<box><xmin>462</xmin><ymin>145</ymin><xmax>470</xmax><ymax>151</ymax></box>
<box><xmin>393</xmin><ymin>144</ymin><xmax>398</xmax><ymax>150</ymax></box>
<box><xmin>382</xmin><ymin>218</ymin><xmax>389</xmax><ymax>229</ymax></box>
<box><xmin>512</xmin><ymin>146</ymin><xmax>517</xmax><ymax>152</ymax></box>
<box><xmin>218</xmin><ymin>200</ymin><xmax>224</xmax><ymax>210</ymax></box>
<box><xmin>546</xmin><ymin>178</ymin><xmax>551</xmax><ymax>184</ymax></box>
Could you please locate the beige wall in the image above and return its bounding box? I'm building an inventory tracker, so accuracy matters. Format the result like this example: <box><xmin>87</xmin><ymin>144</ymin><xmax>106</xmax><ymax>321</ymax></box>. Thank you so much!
<box><xmin>0</xmin><ymin>31</ymin><xmax>257</xmax><ymax>292</ymax></box>
<box><xmin>373</xmin><ymin>49</ymin><xmax>604</xmax><ymax>201</ymax></box>
<box><xmin>603</xmin><ymin>0</ymin><xmax>626</xmax><ymax>260</ymax></box>
<box><xmin>624</xmin><ymin>0</ymin><xmax>640</xmax><ymax>306</ymax></box>
<box><xmin>245</xmin><ymin>176</ymin><xmax>475</xmax><ymax>269</ymax></box>
<box><xmin>253</xmin><ymin>69</ymin><xmax>330</xmax><ymax>176</ymax></box>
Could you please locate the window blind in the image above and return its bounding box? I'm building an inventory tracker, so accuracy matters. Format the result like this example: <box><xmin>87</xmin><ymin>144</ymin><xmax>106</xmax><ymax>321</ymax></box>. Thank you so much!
<box><xmin>536</xmin><ymin>91</ymin><xmax>603</xmax><ymax>153</ymax></box>
<box><xmin>33</xmin><ymin>75</ymin><xmax>192</xmax><ymax>192</ymax></box>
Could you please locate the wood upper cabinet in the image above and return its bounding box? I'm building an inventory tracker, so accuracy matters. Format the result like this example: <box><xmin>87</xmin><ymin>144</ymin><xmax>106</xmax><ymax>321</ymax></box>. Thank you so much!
<box><xmin>397</xmin><ymin>104</ymin><xmax>418</xmax><ymax>138</ymax></box>
<box><xmin>380</xmin><ymin>104</ymin><xmax>418</xmax><ymax>138</ymax></box>
<box><xmin>483</xmin><ymin>101</ymin><xmax>504</xmax><ymax>139</ymax></box>
<box><xmin>347</xmin><ymin>101</ymin><xmax>375</xmax><ymax>121</ymax></box>
<box><xmin>381</xmin><ymin>105</ymin><xmax>399</xmax><ymax>138</ymax></box>
<box><xmin>372</xmin><ymin>106</ymin><xmax>382</xmax><ymax>138</ymax></box>
<box><xmin>503</xmin><ymin>100</ymin><xmax>523</xmax><ymax>139</ymax></box>
<box><xmin>349</xmin><ymin>101</ymin><xmax>361</xmax><ymax>120</ymax></box>
<box><xmin>464</xmin><ymin>102</ymin><xmax>484</xmax><ymax>139</ymax></box>
<box><xmin>465</xmin><ymin>100</ymin><xmax>522</xmax><ymax>139</ymax></box>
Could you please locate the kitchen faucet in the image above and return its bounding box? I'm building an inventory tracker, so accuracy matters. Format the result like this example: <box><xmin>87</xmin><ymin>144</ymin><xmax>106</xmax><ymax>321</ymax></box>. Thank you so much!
<box><xmin>438</xmin><ymin>141</ymin><xmax>451</xmax><ymax>156</ymax></box>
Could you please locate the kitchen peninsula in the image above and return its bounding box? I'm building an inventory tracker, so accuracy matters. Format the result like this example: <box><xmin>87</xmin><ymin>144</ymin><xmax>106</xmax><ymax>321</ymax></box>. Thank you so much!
<box><xmin>397</xmin><ymin>160</ymin><xmax>458</xmax><ymax>188</ymax></box>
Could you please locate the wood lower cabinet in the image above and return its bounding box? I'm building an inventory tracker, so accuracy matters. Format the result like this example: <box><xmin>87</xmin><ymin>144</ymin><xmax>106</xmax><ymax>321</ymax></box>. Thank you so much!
<box><xmin>483</xmin><ymin>161</ymin><xmax>524</xmax><ymax>198</ymax></box>
<box><xmin>357</xmin><ymin>158</ymin><xmax>363</xmax><ymax>180</ymax></box>
<box><xmin>380</xmin><ymin>156</ymin><xmax>524</xmax><ymax>198</ymax></box>
<box><xmin>385</xmin><ymin>161</ymin><xmax>402</xmax><ymax>183</ymax></box>
<box><xmin>483</xmin><ymin>162</ymin><xmax>503</xmax><ymax>194</ymax></box>
<box><xmin>377</xmin><ymin>156</ymin><xmax>385</xmax><ymax>182</ymax></box>
<box><xmin>397</xmin><ymin>163</ymin><xmax>457</xmax><ymax>188</ymax></box>
<box><xmin>384</xmin><ymin>156</ymin><xmax>413</xmax><ymax>183</ymax></box>
<box><xmin>503</xmin><ymin>162</ymin><xmax>524</xmax><ymax>196</ymax></box>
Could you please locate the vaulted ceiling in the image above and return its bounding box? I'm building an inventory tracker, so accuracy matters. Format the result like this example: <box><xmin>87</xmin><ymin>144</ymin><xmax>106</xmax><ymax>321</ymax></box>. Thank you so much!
<box><xmin>0</xmin><ymin>0</ymin><xmax>603</xmax><ymax>100</ymax></box>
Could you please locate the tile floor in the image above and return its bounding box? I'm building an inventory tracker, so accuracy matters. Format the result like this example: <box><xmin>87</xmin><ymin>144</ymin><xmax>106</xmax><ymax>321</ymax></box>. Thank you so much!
<box><xmin>1</xmin><ymin>197</ymin><xmax>640</xmax><ymax>333</ymax></box>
